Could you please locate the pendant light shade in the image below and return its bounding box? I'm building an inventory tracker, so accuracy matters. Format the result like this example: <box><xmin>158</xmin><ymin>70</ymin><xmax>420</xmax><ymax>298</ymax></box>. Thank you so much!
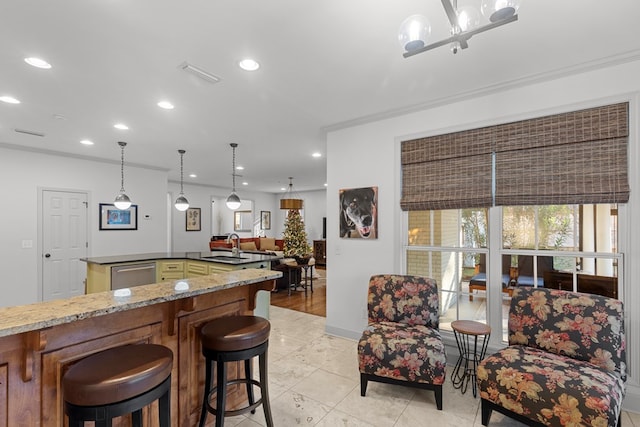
<box><xmin>226</xmin><ymin>192</ymin><xmax>241</xmax><ymax>210</ymax></box>
<box><xmin>113</xmin><ymin>141</ymin><xmax>132</xmax><ymax>210</ymax></box>
<box><xmin>280</xmin><ymin>177</ymin><xmax>303</xmax><ymax>210</ymax></box>
<box><xmin>174</xmin><ymin>149</ymin><xmax>190</xmax><ymax>211</ymax></box>
<box><xmin>226</xmin><ymin>143</ymin><xmax>242</xmax><ymax>210</ymax></box>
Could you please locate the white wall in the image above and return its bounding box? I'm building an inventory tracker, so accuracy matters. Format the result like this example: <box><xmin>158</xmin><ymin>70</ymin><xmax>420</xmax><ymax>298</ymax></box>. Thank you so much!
<box><xmin>326</xmin><ymin>59</ymin><xmax>640</xmax><ymax>411</ymax></box>
<box><xmin>0</xmin><ymin>147</ymin><xmax>168</xmax><ymax>307</ymax></box>
<box><xmin>168</xmin><ymin>182</ymin><xmax>282</xmax><ymax>251</ymax></box>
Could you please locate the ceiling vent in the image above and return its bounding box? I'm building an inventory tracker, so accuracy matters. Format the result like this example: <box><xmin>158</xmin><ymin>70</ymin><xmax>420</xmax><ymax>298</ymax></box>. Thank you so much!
<box><xmin>14</xmin><ymin>128</ymin><xmax>45</xmax><ymax>137</ymax></box>
<box><xmin>178</xmin><ymin>62</ymin><xmax>221</xmax><ymax>84</ymax></box>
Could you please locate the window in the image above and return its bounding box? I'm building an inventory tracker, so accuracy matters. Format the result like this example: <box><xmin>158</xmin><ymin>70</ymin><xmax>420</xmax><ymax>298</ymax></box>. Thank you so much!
<box><xmin>405</xmin><ymin>204</ymin><xmax>620</xmax><ymax>341</ymax></box>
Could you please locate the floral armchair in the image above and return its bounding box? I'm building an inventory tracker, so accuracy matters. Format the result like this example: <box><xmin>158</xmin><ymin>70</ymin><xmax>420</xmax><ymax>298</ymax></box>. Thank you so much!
<box><xmin>357</xmin><ymin>275</ymin><xmax>446</xmax><ymax>409</ymax></box>
<box><xmin>477</xmin><ymin>287</ymin><xmax>626</xmax><ymax>427</ymax></box>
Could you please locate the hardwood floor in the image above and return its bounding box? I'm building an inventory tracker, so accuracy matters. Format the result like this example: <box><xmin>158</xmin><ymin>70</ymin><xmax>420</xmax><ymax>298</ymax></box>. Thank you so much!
<box><xmin>270</xmin><ymin>267</ymin><xmax>326</xmax><ymax>317</ymax></box>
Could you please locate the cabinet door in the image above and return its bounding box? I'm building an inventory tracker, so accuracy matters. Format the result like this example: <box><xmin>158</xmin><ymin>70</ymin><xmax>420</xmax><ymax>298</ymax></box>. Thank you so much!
<box><xmin>186</xmin><ymin>261</ymin><xmax>209</xmax><ymax>278</ymax></box>
<box><xmin>209</xmin><ymin>264</ymin><xmax>233</xmax><ymax>274</ymax></box>
<box><xmin>157</xmin><ymin>261</ymin><xmax>185</xmax><ymax>281</ymax></box>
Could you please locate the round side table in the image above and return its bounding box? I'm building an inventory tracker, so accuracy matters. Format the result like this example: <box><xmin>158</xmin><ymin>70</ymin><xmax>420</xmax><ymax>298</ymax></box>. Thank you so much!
<box><xmin>451</xmin><ymin>320</ymin><xmax>491</xmax><ymax>398</ymax></box>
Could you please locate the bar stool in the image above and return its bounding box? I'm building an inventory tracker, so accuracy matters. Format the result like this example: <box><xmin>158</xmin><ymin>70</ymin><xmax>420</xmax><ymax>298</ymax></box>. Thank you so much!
<box><xmin>63</xmin><ymin>344</ymin><xmax>173</xmax><ymax>427</ymax></box>
<box><xmin>199</xmin><ymin>315</ymin><xmax>274</xmax><ymax>427</ymax></box>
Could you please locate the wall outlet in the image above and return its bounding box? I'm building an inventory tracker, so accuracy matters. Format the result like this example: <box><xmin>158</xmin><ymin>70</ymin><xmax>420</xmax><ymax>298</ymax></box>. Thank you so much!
<box><xmin>21</xmin><ymin>240</ymin><xmax>33</xmax><ymax>248</ymax></box>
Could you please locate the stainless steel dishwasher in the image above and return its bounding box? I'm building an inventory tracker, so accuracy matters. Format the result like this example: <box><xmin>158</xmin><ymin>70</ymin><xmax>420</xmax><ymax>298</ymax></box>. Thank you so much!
<box><xmin>111</xmin><ymin>263</ymin><xmax>157</xmax><ymax>290</ymax></box>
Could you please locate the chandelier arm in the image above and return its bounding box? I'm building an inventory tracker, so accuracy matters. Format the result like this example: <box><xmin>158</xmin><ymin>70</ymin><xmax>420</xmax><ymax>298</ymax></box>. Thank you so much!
<box><xmin>403</xmin><ymin>14</ymin><xmax>518</xmax><ymax>58</ymax></box>
<box><xmin>440</xmin><ymin>0</ymin><xmax>459</xmax><ymax>30</ymax></box>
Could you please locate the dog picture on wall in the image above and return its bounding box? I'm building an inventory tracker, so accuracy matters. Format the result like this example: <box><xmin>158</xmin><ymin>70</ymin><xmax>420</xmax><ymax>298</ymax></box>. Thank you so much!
<box><xmin>339</xmin><ymin>186</ymin><xmax>378</xmax><ymax>239</ymax></box>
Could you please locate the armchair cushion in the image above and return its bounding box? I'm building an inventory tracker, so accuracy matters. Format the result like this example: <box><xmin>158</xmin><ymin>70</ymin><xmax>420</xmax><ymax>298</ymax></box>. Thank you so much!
<box><xmin>478</xmin><ymin>345</ymin><xmax>625</xmax><ymax>426</ymax></box>
<box><xmin>359</xmin><ymin>321</ymin><xmax>446</xmax><ymax>384</ymax></box>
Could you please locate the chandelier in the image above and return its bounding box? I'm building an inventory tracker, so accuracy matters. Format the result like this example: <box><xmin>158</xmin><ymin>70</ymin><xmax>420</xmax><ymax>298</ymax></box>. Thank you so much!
<box><xmin>399</xmin><ymin>0</ymin><xmax>521</xmax><ymax>57</ymax></box>
<box><xmin>225</xmin><ymin>143</ymin><xmax>242</xmax><ymax>210</ymax></box>
<box><xmin>113</xmin><ymin>141</ymin><xmax>132</xmax><ymax>210</ymax></box>
<box><xmin>280</xmin><ymin>177</ymin><xmax>303</xmax><ymax>210</ymax></box>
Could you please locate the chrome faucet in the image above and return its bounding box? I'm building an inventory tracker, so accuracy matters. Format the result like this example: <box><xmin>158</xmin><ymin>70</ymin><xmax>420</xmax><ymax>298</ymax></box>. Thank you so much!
<box><xmin>227</xmin><ymin>233</ymin><xmax>241</xmax><ymax>257</ymax></box>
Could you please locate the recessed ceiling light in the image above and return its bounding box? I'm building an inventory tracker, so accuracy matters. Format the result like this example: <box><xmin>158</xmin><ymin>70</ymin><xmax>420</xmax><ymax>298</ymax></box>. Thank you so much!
<box><xmin>189</xmin><ymin>173</ymin><xmax>197</xmax><ymax>178</ymax></box>
<box><xmin>157</xmin><ymin>101</ymin><xmax>174</xmax><ymax>109</ymax></box>
<box><xmin>242</xmin><ymin>182</ymin><xmax>248</xmax><ymax>186</ymax></box>
<box><xmin>236</xmin><ymin>165</ymin><xmax>244</xmax><ymax>170</ymax></box>
<box><xmin>238</xmin><ymin>59</ymin><xmax>260</xmax><ymax>71</ymax></box>
<box><xmin>280</xmin><ymin>187</ymin><xmax>286</xmax><ymax>191</ymax></box>
<box><xmin>80</xmin><ymin>139</ymin><xmax>94</xmax><ymax>145</ymax></box>
<box><xmin>24</xmin><ymin>57</ymin><xmax>52</xmax><ymax>69</ymax></box>
<box><xmin>324</xmin><ymin>183</ymin><xmax>328</xmax><ymax>187</ymax></box>
<box><xmin>114</xmin><ymin>123</ymin><xmax>129</xmax><ymax>130</ymax></box>
<box><xmin>312</xmin><ymin>152</ymin><xmax>322</xmax><ymax>158</ymax></box>
<box><xmin>0</xmin><ymin>96</ymin><xmax>20</xmax><ymax>104</ymax></box>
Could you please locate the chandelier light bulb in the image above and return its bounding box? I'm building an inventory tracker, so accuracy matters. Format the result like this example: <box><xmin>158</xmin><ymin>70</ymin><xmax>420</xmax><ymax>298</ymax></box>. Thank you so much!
<box><xmin>398</xmin><ymin>15</ymin><xmax>431</xmax><ymax>53</ymax></box>
<box><xmin>480</xmin><ymin>0</ymin><xmax>521</xmax><ymax>22</ymax></box>
<box><xmin>457</xmin><ymin>6</ymin><xmax>481</xmax><ymax>31</ymax></box>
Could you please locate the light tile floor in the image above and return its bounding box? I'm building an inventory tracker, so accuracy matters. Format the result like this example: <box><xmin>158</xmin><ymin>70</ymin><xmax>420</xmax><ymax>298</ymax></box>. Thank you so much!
<box><xmin>222</xmin><ymin>306</ymin><xmax>640</xmax><ymax>426</ymax></box>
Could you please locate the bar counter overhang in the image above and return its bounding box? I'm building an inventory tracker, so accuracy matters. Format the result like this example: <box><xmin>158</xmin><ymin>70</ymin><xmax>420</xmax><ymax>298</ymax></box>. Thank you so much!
<box><xmin>0</xmin><ymin>268</ymin><xmax>280</xmax><ymax>426</ymax></box>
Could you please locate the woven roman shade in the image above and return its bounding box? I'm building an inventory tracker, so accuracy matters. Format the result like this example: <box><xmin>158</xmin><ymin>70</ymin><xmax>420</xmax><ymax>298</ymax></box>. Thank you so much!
<box><xmin>401</xmin><ymin>128</ymin><xmax>494</xmax><ymax>210</ymax></box>
<box><xmin>494</xmin><ymin>103</ymin><xmax>629</xmax><ymax>206</ymax></box>
<box><xmin>400</xmin><ymin>102</ymin><xmax>629</xmax><ymax>211</ymax></box>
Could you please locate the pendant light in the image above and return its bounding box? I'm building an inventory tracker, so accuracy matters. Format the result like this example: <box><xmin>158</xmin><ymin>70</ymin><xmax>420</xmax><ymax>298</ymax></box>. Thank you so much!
<box><xmin>280</xmin><ymin>177</ymin><xmax>303</xmax><ymax>210</ymax></box>
<box><xmin>225</xmin><ymin>143</ymin><xmax>241</xmax><ymax>210</ymax></box>
<box><xmin>174</xmin><ymin>149</ymin><xmax>190</xmax><ymax>211</ymax></box>
<box><xmin>113</xmin><ymin>141</ymin><xmax>132</xmax><ymax>210</ymax></box>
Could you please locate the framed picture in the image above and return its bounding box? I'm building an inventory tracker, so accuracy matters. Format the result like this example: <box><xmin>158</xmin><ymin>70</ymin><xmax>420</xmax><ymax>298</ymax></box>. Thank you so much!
<box><xmin>99</xmin><ymin>203</ymin><xmax>138</xmax><ymax>230</ymax></box>
<box><xmin>261</xmin><ymin>210</ymin><xmax>271</xmax><ymax>230</ymax></box>
<box><xmin>339</xmin><ymin>186</ymin><xmax>378</xmax><ymax>239</ymax></box>
<box><xmin>186</xmin><ymin>207</ymin><xmax>201</xmax><ymax>231</ymax></box>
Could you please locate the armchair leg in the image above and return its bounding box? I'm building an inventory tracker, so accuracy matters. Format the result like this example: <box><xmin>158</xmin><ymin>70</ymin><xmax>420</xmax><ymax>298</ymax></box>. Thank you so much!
<box><xmin>360</xmin><ymin>374</ymin><xmax>368</xmax><ymax>397</ymax></box>
<box><xmin>481</xmin><ymin>399</ymin><xmax>492</xmax><ymax>426</ymax></box>
<box><xmin>434</xmin><ymin>385</ymin><xmax>442</xmax><ymax>410</ymax></box>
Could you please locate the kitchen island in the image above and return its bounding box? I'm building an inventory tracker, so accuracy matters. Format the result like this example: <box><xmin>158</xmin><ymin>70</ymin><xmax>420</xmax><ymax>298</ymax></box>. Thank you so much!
<box><xmin>0</xmin><ymin>268</ymin><xmax>281</xmax><ymax>426</ymax></box>
<box><xmin>83</xmin><ymin>251</ymin><xmax>280</xmax><ymax>293</ymax></box>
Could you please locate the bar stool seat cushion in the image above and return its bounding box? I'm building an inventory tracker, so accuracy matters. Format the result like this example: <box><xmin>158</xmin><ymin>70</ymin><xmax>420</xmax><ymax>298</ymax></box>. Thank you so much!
<box><xmin>63</xmin><ymin>344</ymin><xmax>173</xmax><ymax>407</ymax></box>
<box><xmin>201</xmin><ymin>315</ymin><xmax>270</xmax><ymax>352</ymax></box>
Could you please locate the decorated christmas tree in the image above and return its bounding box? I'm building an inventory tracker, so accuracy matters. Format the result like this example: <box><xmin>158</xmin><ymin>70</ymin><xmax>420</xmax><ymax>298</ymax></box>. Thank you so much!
<box><xmin>283</xmin><ymin>209</ymin><xmax>310</xmax><ymax>257</ymax></box>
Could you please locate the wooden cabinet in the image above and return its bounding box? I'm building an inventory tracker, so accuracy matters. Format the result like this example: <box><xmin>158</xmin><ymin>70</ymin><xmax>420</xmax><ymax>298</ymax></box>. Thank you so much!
<box><xmin>157</xmin><ymin>260</ymin><xmax>185</xmax><ymax>281</ymax></box>
<box><xmin>313</xmin><ymin>240</ymin><xmax>326</xmax><ymax>266</ymax></box>
<box><xmin>188</xmin><ymin>260</ymin><xmax>271</xmax><ymax>278</ymax></box>
<box><xmin>0</xmin><ymin>276</ymin><xmax>275</xmax><ymax>426</ymax></box>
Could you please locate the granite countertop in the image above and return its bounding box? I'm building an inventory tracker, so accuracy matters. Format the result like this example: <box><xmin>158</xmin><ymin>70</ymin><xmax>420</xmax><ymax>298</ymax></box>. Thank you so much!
<box><xmin>81</xmin><ymin>251</ymin><xmax>281</xmax><ymax>265</ymax></box>
<box><xmin>0</xmin><ymin>269</ymin><xmax>281</xmax><ymax>338</ymax></box>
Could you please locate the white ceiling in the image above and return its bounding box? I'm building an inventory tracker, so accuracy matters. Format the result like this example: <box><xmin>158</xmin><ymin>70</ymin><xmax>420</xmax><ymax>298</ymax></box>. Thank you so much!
<box><xmin>2</xmin><ymin>0</ymin><xmax>640</xmax><ymax>193</ymax></box>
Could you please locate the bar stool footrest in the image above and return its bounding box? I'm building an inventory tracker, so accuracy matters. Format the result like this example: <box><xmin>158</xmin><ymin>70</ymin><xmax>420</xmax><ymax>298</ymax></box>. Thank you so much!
<box><xmin>204</xmin><ymin>378</ymin><xmax>264</xmax><ymax>417</ymax></box>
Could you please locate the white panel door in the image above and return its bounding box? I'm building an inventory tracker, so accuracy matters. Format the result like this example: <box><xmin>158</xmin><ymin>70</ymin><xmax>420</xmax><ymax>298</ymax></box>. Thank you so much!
<box><xmin>42</xmin><ymin>190</ymin><xmax>88</xmax><ymax>301</ymax></box>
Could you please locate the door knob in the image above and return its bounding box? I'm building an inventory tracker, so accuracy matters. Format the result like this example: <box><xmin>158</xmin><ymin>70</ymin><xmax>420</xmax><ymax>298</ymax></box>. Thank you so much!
<box><xmin>45</xmin><ymin>253</ymin><xmax>51</xmax><ymax>258</ymax></box>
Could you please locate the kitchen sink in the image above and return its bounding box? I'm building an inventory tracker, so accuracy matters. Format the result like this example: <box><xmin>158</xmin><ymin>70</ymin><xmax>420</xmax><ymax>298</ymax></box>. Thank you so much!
<box><xmin>201</xmin><ymin>255</ymin><xmax>248</xmax><ymax>261</ymax></box>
